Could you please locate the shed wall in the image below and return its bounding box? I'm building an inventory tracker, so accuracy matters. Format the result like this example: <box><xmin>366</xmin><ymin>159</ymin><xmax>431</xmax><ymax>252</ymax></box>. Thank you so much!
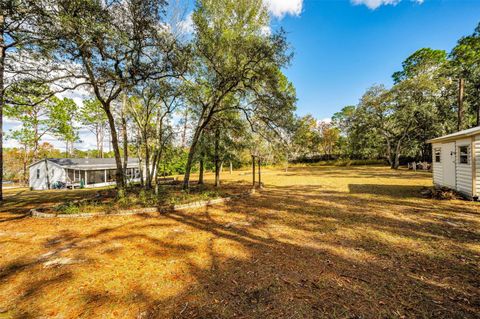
<box><xmin>432</xmin><ymin>143</ymin><xmax>443</xmax><ymax>186</ymax></box>
<box><xmin>475</xmin><ymin>135</ymin><xmax>480</xmax><ymax>197</ymax></box>
<box><xmin>455</xmin><ymin>138</ymin><xmax>473</xmax><ymax>197</ymax></box>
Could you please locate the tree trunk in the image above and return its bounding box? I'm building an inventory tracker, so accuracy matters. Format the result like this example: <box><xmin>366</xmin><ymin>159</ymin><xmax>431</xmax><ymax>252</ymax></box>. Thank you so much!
<box><xmin>33</xmin><ymin>124</ymin><xmax>39</xmax><ymax>162</ymax></box>
<box><xmin>23</xmin><ymin>145</ymin><xmax>27</xmax><ymax>185</ymax></box>
<box><xmin>181</xmin><ymin>110</ymin><xmax>188</xmax><ymax>148</ymax></box>
<box><xmin>458</xmin><ymin>77</ymin><xmax>465</xmax><ymax>131</ymax></box>
<box><xmin>183</xmin><ymin>130</ymin><xmax>201</xmax><ymax>190</ymax></box>
<box><xmin>139</xmin><ymin>157</ymin><xmax>144</xmax><ymax>186</ymax></box>
<box><xmin>198</xmin><ymin>155</ymin><xmax>204</xmax><ymax>185</ymax></box>
<box><xmin>476</xmin><ymin>85</ymin><xmax>480</xmax><ymax>127</ymax></box>
<box><xmin>214</xmin><ymin>128</ymin><xmax>221</xmax><ymax>187</ymax></box>
<box><xmin>384</xmin><ymin>137</ymin><xmax>396</xmax><ymax>168</ymax></box>
<box><xmin>99</xmin><ymin>125</ymin><xmax>104</xmax><ymax>158</ymax></box>
<box><xmin>229</xmin><ymin>160</ymin><xmax>232</xmax><ymax>174</ymax></box>
<box><xmin>477</xmin><ymin>104</ymin><xmax>480</xmax><ymax>127</ymax></box>
<box><xmin>0</xmin><ymin>15</ymin><xmax>4</xmax><ymax>200</ymax></box>
<box><xmin>96</xmin><ymin>127</ymin><xmax>101</xmax><ymax>158</ymax></box>
<box><xmin>121</xmin><ymin>104</ymin><xmax>128</xmax><ymax>185</ymax></box>
<box><xmin>44</xmin><ymin>158</ymin><xmax>51</xmax><ymax>189</ymax></box>
<box><xmin>144</xmin><ymin>133</ymin><xmax>152</xmax><ymax>189</ymax></box>
<box><xmin>252</xmin><ymin>155</ymin><xmax>256</xmax><ymax>188</ymax></box>
<box><xmin>391</xmin><ymin>142</ymin><xmax>401</xmax><ymax>169</ymax></box>
<box><xmin>258</xmin><ymin>157</ymin><xmax>262</xmax><ymax>189</ymax></box>
<box><xmin>104</xmin><ymin>106</ymin><xmax>125</xmax><ymax>191</ymax></box>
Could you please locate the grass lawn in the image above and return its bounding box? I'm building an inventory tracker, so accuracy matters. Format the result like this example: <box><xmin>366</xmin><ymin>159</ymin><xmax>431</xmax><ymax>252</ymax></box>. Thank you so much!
<box><xmin>0</xmin><ymin>165</ymin><xmax>479</xmax><ymax>318</ymax></box>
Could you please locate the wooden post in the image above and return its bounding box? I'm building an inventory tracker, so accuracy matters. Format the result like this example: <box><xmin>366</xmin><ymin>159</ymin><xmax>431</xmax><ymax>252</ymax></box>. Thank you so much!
<box><xmin>258</xmin><ymin>157</ymin><xmax>262</xmax><ymax>189</ymax></box>
<box><xmin>252</xmin><ymin>155</ymin><xmax>256</xmax><ymax>188</ymax></box>
<box><xmin>458</xmin><ymin>78</ymin><xmax>465</xmax><ymax>131</ymax></box>
<box><xmin>198</xmin><ymin>157</ymin><xmax>204</xmax><ymax>185</ymax></box>
<box><xmin>104</xmin><ymin>169</ymin><xmax>107</xmax><ymax>184</ymax></box>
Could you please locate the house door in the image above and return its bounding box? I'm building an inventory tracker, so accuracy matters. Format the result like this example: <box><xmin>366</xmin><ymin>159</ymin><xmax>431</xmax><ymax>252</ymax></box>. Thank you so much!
<box><xmin>442</xmin><ymin>142</ymin><xmax>456</xmax><ymax>188</ymax></box>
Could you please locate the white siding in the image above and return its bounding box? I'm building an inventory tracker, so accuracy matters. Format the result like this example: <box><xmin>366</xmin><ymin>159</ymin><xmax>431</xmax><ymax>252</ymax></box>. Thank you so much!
<box><xmin>29</xmin><ymin>161</ymin><xmax>66</xmax><ymax>190</ymax></box>
<box><xmin>475</xmin><ymin>135</ymin><xmax>480</xmax><ymax>197</ymax></box>
<box><xmin>455</xmin><ymin>138</ymin><xmax>473</xmax><ymax>197</ymax></box>
<box><xmin>432</xmin><ymin>143</ymin><xmax>443</xmax><ymax>186</ymax></box>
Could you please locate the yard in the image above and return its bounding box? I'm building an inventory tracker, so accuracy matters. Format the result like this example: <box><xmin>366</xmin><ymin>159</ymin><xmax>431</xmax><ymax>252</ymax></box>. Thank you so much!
<box><xmin>0</xmin><ymin>165</ymin><xmax>479</xmax><ymax>318</ymax></box>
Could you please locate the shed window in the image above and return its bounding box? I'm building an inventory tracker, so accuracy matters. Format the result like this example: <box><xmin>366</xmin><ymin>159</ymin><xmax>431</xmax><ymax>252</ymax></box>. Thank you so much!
<box><xmin>434</xmin><ymin>148</ymin><xmax>441</xmax><ymax>163</ymax></box>
<box><xmin>459</xmin><ymin>146</ymin><xmax>469</xmax><ymax>164</ymax></box>
<box><xmin>36</xmin><ymin>169</ymin><xmax>40</xmax><ymax>179</ymax></box>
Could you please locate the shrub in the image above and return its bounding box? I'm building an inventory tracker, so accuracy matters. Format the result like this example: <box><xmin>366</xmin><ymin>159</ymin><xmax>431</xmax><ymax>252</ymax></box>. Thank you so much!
<box><xmin>55</xmin><ymin>202</ymin><xmax>81</xmax><ymax>215</ymax></box>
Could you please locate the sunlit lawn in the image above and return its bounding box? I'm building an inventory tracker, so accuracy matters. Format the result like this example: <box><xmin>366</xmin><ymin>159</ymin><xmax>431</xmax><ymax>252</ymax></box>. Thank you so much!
<box><xmin>0</xmin><ymin>165</ymin><xmax>479</xmax><ymax>318</ymax></box>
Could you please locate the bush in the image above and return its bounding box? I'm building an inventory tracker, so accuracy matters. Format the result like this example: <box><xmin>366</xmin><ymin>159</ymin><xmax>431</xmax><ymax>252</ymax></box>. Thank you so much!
<box><xmin>421</xmin><ymin>187</ymin><xmax>462</xmax><ymax>200</ymax></box>
<box><xmin>55</xmin><ymin>202</ymin><xmax>81</xmax><ymax>215</ymax></box>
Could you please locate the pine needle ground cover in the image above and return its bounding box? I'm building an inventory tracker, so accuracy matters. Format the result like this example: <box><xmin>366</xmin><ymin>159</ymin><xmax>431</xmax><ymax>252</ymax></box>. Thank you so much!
<box><xmin>0</xmin><ymin>166</ymin><xmax>479</xmax><ymax>318</ymax></box>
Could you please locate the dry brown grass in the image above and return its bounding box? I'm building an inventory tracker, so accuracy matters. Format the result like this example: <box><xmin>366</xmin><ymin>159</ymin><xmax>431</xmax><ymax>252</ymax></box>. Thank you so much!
<box><xmin>0</xmin><ymin>165</ymin><xmax>479</xmax><ymax>318</ymax></box>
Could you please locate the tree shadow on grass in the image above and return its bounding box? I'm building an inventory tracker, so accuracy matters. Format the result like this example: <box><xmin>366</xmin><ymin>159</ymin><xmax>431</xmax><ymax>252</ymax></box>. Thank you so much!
<box><xmin>139</xmin><ymin>194</ymin><xmax>480</xmax><ymax>318</ymax></box>
<box><xmin>348</xmin><ymin>183</ymin><xmax>427</xmax><ymax>198</ymax></box>
<box><xmin>0</xmin><ymin>181</ymin><xmax>479</xmax><ymax>318</ymax></box>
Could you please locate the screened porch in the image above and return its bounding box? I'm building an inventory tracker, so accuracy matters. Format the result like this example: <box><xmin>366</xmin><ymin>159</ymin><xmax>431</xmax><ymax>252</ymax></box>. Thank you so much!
<box><xmin>65</xmin><ymin>168</ymin><xmax>141</xmax><ymax>187</ymax></box>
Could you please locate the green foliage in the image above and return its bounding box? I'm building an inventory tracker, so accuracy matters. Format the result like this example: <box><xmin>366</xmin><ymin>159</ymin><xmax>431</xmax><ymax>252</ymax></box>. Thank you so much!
<box><xmin>392</xmin><ymin>48</ymin><xmax>447</xmax><ymax>84</ymax></box>
<box><xmin>160</xmin><ymin>147</ymin><xmax>191</xmax><ymax>176</ymax></box>
<box><xmin>450</xmin><ymin>22</ymin><xmax>480</xmax><ymax>126</ymax></box>
<box><xmin>179</xmin><ymin>0</ymin><xmax>296</xmax><ymax>188</ymax></box>
<box><xmin>54</xmin><ymin>199</ymin><xmax>102</xmax><ymax>214</ymax></box>
<box><xmin>5</xmin><ymin>80</ymin><xmax>79</xmax><ymax>159</ymax></box>
<box><xmin>330</xmin><ymin>44</ymin><xmax>462</xmax><ymax>166</ymax></box>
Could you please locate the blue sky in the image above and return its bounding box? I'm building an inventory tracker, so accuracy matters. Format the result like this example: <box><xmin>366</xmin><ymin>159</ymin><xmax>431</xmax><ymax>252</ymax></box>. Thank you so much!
<box><xmin>272</xmin><ymin>0</ymin><xmax>480</xmax><ymax>120</ymax></box>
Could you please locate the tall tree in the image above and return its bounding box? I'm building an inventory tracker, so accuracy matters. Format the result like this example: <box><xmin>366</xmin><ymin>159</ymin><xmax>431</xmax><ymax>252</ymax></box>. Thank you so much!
<box><xmin>79</xmin><ymin>99</ymin><xmax>108</xmax><ymax>158</ymax></box>
<box><xmin>44</xmin><ymin>0</ymin><xmax>187</xmax><ymax>193</ymax></box>
<box><xmin>450</xmin><ymin>22</ymin><xmax>480</xmax><ymax>127</ymax></box>
<box><xmin>182</xmin><ymin>0</ymin><xmax>294</xmax><ymax>189</ymax></box>
<box><xmin>5</xmin><ymin>81</ymin><xmax>76</xmax><ymax>179</ymax></box>
<box><xmin>317</xmin><ymin>121</ymin><xmax>339</xmax><ymax>160</ymax></box>
<box><xmin>53</xmin><ymin>97</ymin><xmax>78</xmax><ymax>157</ymax></box>
<box><xmin>4</xmin><ymin>81</ymin><xmax>73</xmax><ymax>161</ymax></box>
<box><xmin>0</xmin><ymin>0</ymin><xmax>50</xmax><ymax>200</ymax></box>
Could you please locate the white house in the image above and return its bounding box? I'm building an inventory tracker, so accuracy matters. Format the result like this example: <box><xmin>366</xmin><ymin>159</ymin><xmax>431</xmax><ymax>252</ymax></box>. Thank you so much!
<box><xmin>427</xmin><ymin>127</ymin><xmax>480</xmax><ymax>200</ymax></box>
<box><xmin>29</xmin><ymin>158</ymin><xmax>143</xmax><ymax>190</ymax></box>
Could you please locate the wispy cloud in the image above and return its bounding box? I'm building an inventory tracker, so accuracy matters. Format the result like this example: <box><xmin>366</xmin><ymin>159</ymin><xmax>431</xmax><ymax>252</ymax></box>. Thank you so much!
<box><xmin>264</xmin><ymin>0</ymin><xmax>303</xmax><ymax>18</ymax></box>
<box><xmin>177</xmin><ymin>13</ymin><xmax>194</xmax><ymax>34</ymax></box>
<box><xmin>351</xmin><ymin>0</ymin><xmax>424</xmax><ymax>10</ymax></box>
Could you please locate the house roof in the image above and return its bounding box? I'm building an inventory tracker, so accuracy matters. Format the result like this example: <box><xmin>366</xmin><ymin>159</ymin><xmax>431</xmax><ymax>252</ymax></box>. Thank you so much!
<box><xmin>427</xmin><ymin>126</ymin><xmax>480</xmax><ymax>144</ymax></box>
<box><xmin>29</xmin><ymin>158</ymin><xmax>140</xmax><ymax>170</ymax></box>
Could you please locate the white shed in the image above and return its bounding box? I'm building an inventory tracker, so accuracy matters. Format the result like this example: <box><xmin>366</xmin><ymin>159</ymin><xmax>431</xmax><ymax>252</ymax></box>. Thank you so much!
<box><xmin>427</xmin><ymin>127</ymin><xmax>480</xmax><ymax>200</ymax></box>
<box><xmin>29</xmin><ymin>158</ymin><xmax>143</xmax><ymax>190</ymax></box>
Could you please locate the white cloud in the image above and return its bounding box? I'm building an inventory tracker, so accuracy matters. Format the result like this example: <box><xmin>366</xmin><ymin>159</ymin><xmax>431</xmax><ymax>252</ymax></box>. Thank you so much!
<box><xmin>260</xmin><ymin>25</ymin><xmax>272</xmax><ymax>36</ymax></box>
<box><xmin>351</xmin><ymin>0</ymin><xmax>423</xmax><ymax>10</ymax></box>
<box><xmin>177</xmin><ymin>13</ymin><xmax>194</xmax><ymax>34</ymax></box>
<box><xmin>320</xmin><ymin>118</ymin><xmax>332</xmax><ymax>124</ymax></box>
<box><xmin>264</xmin><ymin>0</ymin><xmax>303</xmax><ymax>18</ymax></box>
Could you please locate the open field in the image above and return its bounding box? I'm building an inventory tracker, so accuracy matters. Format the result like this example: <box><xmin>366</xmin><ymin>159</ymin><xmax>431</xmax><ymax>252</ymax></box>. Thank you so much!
<box><xmin>0</xmin><ymin>165</ymin><xmax>479</xmax><ymax>318</ymax></box>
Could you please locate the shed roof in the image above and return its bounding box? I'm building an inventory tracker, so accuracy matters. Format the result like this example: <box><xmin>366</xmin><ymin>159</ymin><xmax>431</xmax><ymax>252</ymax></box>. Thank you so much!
<box><xmin>29</xmin><ymin>158</ymin><xmax>140</xmax><ymax>170</ymax></box>
<box><xmin>427</xmin><ymin>126</ymin><xmax>480</xmax><ymax>144</ymax></box>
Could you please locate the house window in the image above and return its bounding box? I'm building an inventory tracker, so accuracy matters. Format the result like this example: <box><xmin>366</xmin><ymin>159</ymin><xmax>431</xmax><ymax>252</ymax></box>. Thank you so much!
<box><xmin>434</xmin><ymin>148</ymin><xmax>441</xmax><ymax>163</ymax></box>
<box><xmin>459</xmin><ymin>146</ymin><xmax>469</xmax><ymax>164</ymax></box>
<box><xmin>36</xmin><ymin>169</ymin><xmax>40</xmax><ymax>179</ymax></box>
